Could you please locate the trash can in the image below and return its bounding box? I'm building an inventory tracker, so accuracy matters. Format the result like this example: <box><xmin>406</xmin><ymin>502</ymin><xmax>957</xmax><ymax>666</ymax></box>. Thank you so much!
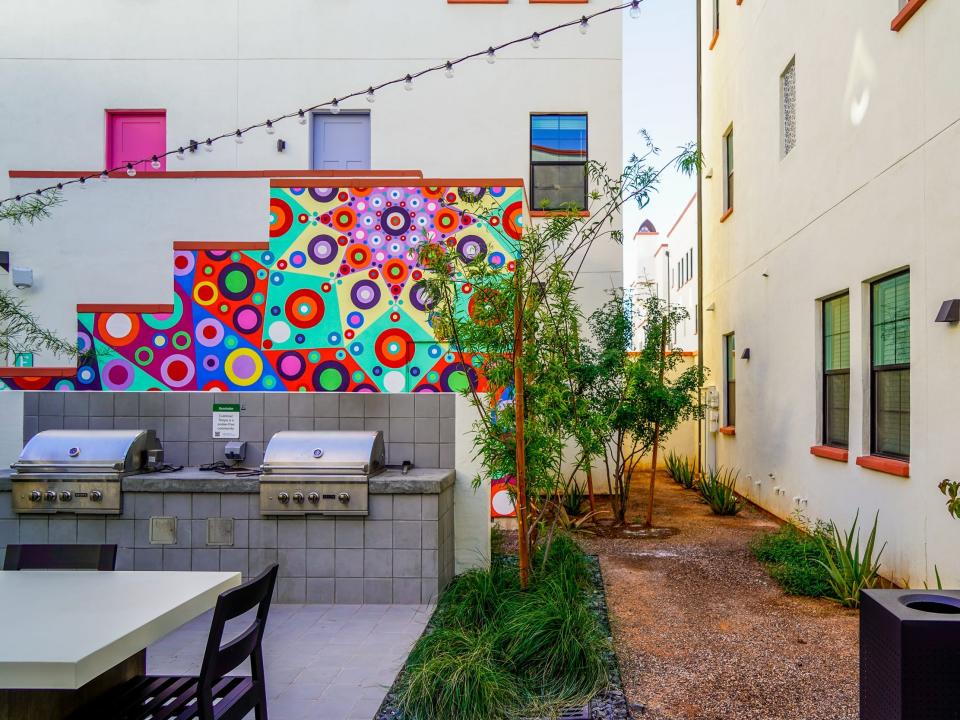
<box><xmin>861</xmin><ymin>589</ymin><xmax>960</xmax><ymax>719</ymax></box>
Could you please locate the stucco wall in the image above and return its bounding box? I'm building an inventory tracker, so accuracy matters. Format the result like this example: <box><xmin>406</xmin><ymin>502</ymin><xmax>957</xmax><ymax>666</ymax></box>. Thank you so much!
<box><xmin>700</xmin><ymin>0</ymin><xmax>960</xmax><ymax>586</ymax></box>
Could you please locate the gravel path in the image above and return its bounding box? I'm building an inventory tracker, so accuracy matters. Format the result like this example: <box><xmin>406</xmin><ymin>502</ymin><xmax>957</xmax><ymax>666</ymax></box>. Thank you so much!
<box><xmin>579</xmin><ymin>473</ymin><xmax>859</xmax><ymax>720</ymax></box>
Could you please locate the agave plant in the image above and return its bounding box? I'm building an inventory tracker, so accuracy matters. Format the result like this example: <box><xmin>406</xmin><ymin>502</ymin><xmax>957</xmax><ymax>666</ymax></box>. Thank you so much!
<box><xmin>665</xmin><ymin>451</ymin><xmax>696</xmax><ymax>489</ymax></box>
<box><xmin>665</xmin><ymin>451</ymin><xmax>682</xmax><ymax>482</ymax></box>
<box><xmin>816</xmin><ymin>510</ymin><xmax>885</xmax><ymax>608</ymax></box>
<box><xmin>697</xmin><ymin>466</ymin><xmax>743</xmax><ymax>515</ymax></box>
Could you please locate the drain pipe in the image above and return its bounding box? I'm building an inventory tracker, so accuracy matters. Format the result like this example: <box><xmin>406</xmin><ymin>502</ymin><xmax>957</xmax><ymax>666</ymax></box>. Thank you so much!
<box><xmin>696</xmin><ymin>0</ymin><xmax>704</xmax><ymax>477</ymax></box>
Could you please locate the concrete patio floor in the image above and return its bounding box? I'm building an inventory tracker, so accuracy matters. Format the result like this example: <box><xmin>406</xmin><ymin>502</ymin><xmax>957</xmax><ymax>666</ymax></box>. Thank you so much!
<box><xmin>147</xmin><ymin>603</ymin><xmax>431</xmax><ymax>720</ymax></box>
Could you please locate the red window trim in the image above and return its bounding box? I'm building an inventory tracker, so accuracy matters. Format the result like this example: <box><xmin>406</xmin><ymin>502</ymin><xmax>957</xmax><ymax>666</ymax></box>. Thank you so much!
<box><xmin>891</xmin><ymin>0</ymin><xmax>928</xmax><ymax>31</ymax></box>
<box><xmin>709</xmin><ymin>29</ymin><xmax>720</xmax><ymax>50</ymax></box>
<box><xmin>719</xmin><ymin>425</ymin><xmax>736</xmax><ymax>436</ymax></box>
<box><xmin>720</xmin><ymin>207</ymin><xmax>733</xmax><ymax>223</ymax></box>
<box><xmin>856</xmin><ymin>455</ymin><xmax>910</xmax><ymax>478</ymax></box>
<box><xmin>810</xmin><ymin>445</ymin><xmax>849</xmax><ymax>463</ymax></box>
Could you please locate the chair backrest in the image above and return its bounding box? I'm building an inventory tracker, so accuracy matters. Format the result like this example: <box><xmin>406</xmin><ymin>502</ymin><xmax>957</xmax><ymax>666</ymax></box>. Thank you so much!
<box><xmin>2</xmin><ymin>544</ymin><xmax>117</xmax><ymax>571</ymax></box>
<box><xmin>198</xmin><ymin>564</ymin><xmax>279</xmax><ymax>695</ymax></box>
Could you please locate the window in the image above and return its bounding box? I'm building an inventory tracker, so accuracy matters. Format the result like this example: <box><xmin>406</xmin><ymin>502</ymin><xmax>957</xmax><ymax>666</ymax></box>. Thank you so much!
<box><xmin>106</xmin><ymin>110</ymin><xmax>166</xmax><ymax>172</ymax></box>
<box><xmin>822</xmin><ymin>293</ymin><xmax>850</xmax><ymax>448</ymax></box>
<box><xmin>530</xmin><ymin>114</ymin><xmax>588</xmax><ymax>211</ymax></box>
<box><xmin>723</xmin><ymin>127</ymin><xmax>734</xmax><ymax>214</ymax></box>
<box><xmin>871</xmin><ymin>272</ymin><xmax>910</xmax><ymax>459</ymax></box>
<box><xmin>713</xmin><ymin>0</ymin><xmax>720</xmax><ymax>33</ymax></box>
<box><xmin>781</xmin><ymin>58</ymin><xmax>797</xmax><ymax>156</ymax></box>
<box><xmin>725</xmin><ymin>333</ymin><xmax>736</xmax><ymax>426</ymax></box>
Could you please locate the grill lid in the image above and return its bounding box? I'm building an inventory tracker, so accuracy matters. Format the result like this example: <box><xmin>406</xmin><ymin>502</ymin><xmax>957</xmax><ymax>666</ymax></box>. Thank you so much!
<box><xmin>261</xmin><ymin>431</ymin><xmax>385</xmax><ymax>476</ymax></box>
<box><xmin>12</xmin><ymin>429</ymin><xmax>162</xmax><ymax>475</ymax></box>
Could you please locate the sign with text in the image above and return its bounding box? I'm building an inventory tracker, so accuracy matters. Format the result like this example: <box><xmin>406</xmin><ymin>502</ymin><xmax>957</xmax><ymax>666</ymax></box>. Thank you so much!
<box><xmin>212</xmin><ymin>403</ymin><xmax>241</xmax><ymax>439</ymax></box>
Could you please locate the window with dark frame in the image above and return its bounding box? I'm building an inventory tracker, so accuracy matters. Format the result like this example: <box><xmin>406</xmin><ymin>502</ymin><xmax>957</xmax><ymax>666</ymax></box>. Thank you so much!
<box><xmin>530</xmin><ymin>114</ymin><xmax>588</xmax><ymax>211</ymax></box>
<box><xmin>713</xmin><ymin>0</ymin><xmax>720</xmax><ymax>33</ymax></box>
<box><xmin>723</xmin><ymin>127</ymin><xmax>734</xmax><ymax>213</ymax></box>
<box><xmin>822</xmin><ymin>293</ymin><xmax>850</xmax><ymax>448</ymax></box>
<box><xmin>725</xmin><ymin>333</ymin><xmax>736</xmax><ymax>426</ymax></box>
<box><xmin>871</xmin><ymin>272</ymin><xmax>910</xmax><ymax>459</ymax></box>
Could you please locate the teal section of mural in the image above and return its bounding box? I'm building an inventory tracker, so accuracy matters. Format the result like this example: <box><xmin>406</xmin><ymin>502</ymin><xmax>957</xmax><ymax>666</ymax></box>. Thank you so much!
<box><xmin>1</xmin><ymin>182</ymin><xmax>524</xmax><ymax>392</ymax></box>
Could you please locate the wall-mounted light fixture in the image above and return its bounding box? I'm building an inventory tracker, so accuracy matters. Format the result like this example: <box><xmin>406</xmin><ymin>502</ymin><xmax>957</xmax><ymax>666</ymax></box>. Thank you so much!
<box><xmin>740</xmin><ymin>348</ymin><xmax>751</xmax><ymax>360</ymax></box>
<box><xmin>276</xmin><ymin>139</ymin><xmax>287</xmax><ymax>153</ymax></box>
<box><xmin>706</xmin><ymin>302</ymin><xmax>716</xmax><ymax>312</ymax></box>
<box><xmin>935</xmin><ymin>299</ymin><xmax>960</xmax><ymax>324</ymax></box>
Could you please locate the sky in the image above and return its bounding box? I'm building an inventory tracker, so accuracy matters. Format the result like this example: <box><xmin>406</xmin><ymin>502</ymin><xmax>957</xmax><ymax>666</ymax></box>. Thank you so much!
<box><xmin>622</xmin><ymin>0</ymin><xmax>697</xmax><ymax>286</ymax></box>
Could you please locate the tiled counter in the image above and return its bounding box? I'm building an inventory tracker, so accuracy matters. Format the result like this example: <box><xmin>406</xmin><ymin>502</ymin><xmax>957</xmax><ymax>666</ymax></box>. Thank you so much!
<box><xmin>0</xmin><ymin>467</ymin><xmax>454</xmax><ymax>604</ymax></box>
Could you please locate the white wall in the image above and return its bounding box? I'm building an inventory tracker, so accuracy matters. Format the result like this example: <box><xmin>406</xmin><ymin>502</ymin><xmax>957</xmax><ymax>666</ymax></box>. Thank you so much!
<box><xmin>700</xmin><ymin>0</ymin><xmax>960</xmax><ymax>587</ymax></box>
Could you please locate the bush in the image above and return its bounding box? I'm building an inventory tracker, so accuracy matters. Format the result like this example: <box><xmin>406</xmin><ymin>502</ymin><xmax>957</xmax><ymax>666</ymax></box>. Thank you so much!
<box><xmin>816</xmin><ymin>510</ymin><xmax>885</xmax><ymax>608</ymax></box>
<box><xmin>750</xmin><ymin>523</ymin><xmax>834</xmax><ymax>597</ymax></box>
<box><xmin>398</xmin><ymin>534</ymin><xmax>609</xmax><ymax>719</ymax></box>
<box><xmin>697</xmin><ymin>466</ymin><xmax>743</xmax><ymax>515</ymax></box>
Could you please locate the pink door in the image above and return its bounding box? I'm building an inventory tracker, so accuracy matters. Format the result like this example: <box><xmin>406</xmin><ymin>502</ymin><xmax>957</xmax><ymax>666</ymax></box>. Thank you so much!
<box><xmin>106</xmin><ymin>111</ymin><xmax>166</xmax><ymax>172</ymax></box>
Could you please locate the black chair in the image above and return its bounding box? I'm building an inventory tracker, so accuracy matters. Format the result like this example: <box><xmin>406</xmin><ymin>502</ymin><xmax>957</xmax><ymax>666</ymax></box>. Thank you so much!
<box><xmin>71</xmin><ymin>563</ymin><xmax>279</xmax><ymax>720</ymax></box>
<box><xmin>2</xmin><ymin>543</ymin><xmax>117</xmax><ymax>571</ymax></box>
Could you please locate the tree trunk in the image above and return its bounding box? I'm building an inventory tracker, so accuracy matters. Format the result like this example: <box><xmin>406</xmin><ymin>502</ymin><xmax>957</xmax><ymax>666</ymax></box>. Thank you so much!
<box><xmin>513</xmin><ymin>285</ymin><xmax>530</xmax><ymax>590</ymax></box>
<box><xmin>585</xmin><ymin>465</ymin><xmax>597</xmax><ymax>516</ymax></box>
<box><xmin>645</xmin><ymin>317</ymin><xmax>670</xmax><ymax>528</ymax></box>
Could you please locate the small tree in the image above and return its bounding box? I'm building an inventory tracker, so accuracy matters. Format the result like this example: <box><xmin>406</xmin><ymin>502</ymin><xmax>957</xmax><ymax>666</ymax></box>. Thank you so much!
<box><xmin>585</xmin><ymin>293</ymin><xmax>704</xmax><ymax>526</ymax></box>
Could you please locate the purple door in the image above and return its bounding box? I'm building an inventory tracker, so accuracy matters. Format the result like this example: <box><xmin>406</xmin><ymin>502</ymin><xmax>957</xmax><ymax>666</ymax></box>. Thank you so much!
<box><xmin>311</xmin><ymin>113</ymin><xmax>371</xmax><ymax>170</ymax></box>
<box><xmin>107</xmin><ymin>111</ymin><xmax>166</xmax><ymax>171</ymax></box>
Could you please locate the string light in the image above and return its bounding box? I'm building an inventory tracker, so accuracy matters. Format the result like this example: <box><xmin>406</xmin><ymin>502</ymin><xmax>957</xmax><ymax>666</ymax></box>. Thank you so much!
<box><xmin>79</xmin><ymin>177</ymin><xmax>86</xmax><ymax>189</ymax></box>
<box><xmin>0</xmin><ymin>0</ymin><xmax>643</xmax><ymax>207</ymax></box>
<box><xmin>150</xmin><ymin>155</ymin><xmax>161</xmax><ymax>169</ymax></box>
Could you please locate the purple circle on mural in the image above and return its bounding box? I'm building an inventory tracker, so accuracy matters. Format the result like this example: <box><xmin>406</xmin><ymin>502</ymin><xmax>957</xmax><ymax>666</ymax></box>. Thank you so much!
<box><xmin>307</xmin><ymin>234</ymin><xmax>339</xmax><ymax>265</ymax></box>
<box><xmin>309</xmin><ymin>187</ymin><xmax>339</xmax><ymax>203</ymax></box>
<box><xmin>351</xmin><ymin>279</ymin><xmax>381</xmax><ymax>310</ymax></box>
<box><xmin>439</xmin><ymin>362</ymin><xmax>479</xmax><ymax>392</ymax></box>
<box><xmin>205</xmin><ymin>250</ymin><xmax>230</xmax><ymax>261</ymax></box>
<box><xmin>276</xmin><ymin>351</ymin><xmax>306</xmax><ymax>381</ymax></box>
<box><xmin>102</xmin><ymin>359</ymin><xmax>134</xmax><ymax>391</ymax></box>
<box><xmin>196</xmin><ymin>318</ymin><xmax>225</xmax><ymax>347</ymax></box>
<box><xmin>312</xmin><ymin>361</ymin><xmax>350</xmax><ymax>392</ymax></box>
<box><xmin>381</xmin><ymin>207</ymin><xmax>411</xmax><ymax>236</ymax></box>
<box><xmin>219</xmin><ymin>263</ymin><xmax>255</xmax><ymax>302</ymax></box>
<box><xmin>408</xmin><ymin>282</ymin><xmax>435</xmax><ymax>312</ymax></box>
<box><xmin>457</xmin><ymin>235</ymin><xmax>488</xmax><ymax>263</ymax></box>
<box><xmin>203</xmin><ymin>354</ymin><xmax>220</xmax><ymax>371</ymax></box>
<box><xmin>160</xmin><ymin>354</ymin><xmax>196</xmax><ymax>389</ymax></box>
<box><xmin>233</xmin><ymin>305</ymin><xmax>262</xmax><ymax>334</ymax></box>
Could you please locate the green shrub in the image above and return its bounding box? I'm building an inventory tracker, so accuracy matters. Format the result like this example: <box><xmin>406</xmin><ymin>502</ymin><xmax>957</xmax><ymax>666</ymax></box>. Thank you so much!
<box><xmin>665</xmin><ymin>451</ymin><xmax>697</xmax><ymax>489</ymax></box>
<box><xmin>399</xmin><ymin>627</ymin><xmax>521</xmax><ymax>720</ymax></box>
<box><xmin>816</xmin><ymin>510</ymin><xmax>885</xmax><ymax>608</ymax></box>
<box><xmin>750</xmin><ymin>523</ymin><xmax>834</xmax><ymax>597</ymax></box>
<box><xmin>665</xmin><ymin>451</ymin><xmax>682</xmax><ymax>481</ymax></box>
<box><xmin>562</xmin><ymin>480</ymin><xmax>587</xmax><ymax>516</ymax></box>
<box><xmin>697</xmin><ymin>466</ymin><xmax>743</xmax><ymax>515</ymax></box>
<box><xmin>398</xmin><ymin>533</ymin><xmax>609</xmax><ymax>719</ymax></box>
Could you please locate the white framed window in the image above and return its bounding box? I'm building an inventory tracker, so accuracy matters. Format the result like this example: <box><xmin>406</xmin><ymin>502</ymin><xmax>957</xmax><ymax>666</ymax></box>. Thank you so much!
<box><xmin>781</xmin><ymin>57</ymin><xmax>797</xmax><ymax>157</ymax></box>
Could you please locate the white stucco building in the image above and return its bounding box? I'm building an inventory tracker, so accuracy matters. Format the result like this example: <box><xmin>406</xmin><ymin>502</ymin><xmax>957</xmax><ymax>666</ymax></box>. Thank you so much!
<box><xmin>0</xmin><ymin>0</ymin><xmax>623</xmax><ymax>577</ymax></box>
<box><xmin>699</xmin><ymin>0</ymin><xmax>959</xmax><ymax>586</ymax></box>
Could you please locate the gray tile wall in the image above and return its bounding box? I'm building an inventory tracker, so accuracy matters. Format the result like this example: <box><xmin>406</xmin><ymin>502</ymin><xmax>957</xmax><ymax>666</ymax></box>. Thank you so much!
<box><xmin>0</xmin><ymin>488</ymin><xmax>454</xmax><ymax>605</ymax></box>
<box><xmin>24</xmin><ymin>392</ymin><xmax>456</xmax><ymax>470</ymax></box>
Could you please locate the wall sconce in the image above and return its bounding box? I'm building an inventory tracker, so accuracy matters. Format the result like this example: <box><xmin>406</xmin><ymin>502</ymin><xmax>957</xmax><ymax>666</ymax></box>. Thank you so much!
<box><xmin>740</xmin><ymin>348</ymin><xmax>751</xmax><ymax>360</ymax></box>
<box><xmin>276</xmin><ymin>139</ymin><xmax>287</xmax><ymax>153</ymax></box>
<box><xmin>704</xmin><ymin>168</ymin><xmax>714</xmax><ymax>179</ymax></box>
<box><xmin>706</xmin><ymin>302</ymin><xmax>716</xmax><ymax>312</ymax></box>
<box><xmin>935</xmin><ymin>299</ymin><xmax>960</xmax><ymax>323</ymax></box>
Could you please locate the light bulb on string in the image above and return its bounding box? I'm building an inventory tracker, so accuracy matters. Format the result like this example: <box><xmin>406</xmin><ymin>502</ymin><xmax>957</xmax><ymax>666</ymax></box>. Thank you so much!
<box><xmin>298</xmin><ymin>110</ymin><xmax>307</xmax><ymax>125</ymax></box>
<box><xmin>444</xmin><ymin>62</ymin><xmax>454</xmax><ymax>78</ymax></box>
<box><xmin>99</xmin><ymin>171</ymin><xmax>109</xmax><ymax>182</ymax></box>
<box><xmin>150</xmin><ymin>156</ymin><xmax>161</xmax><ymax>169</ymax></box>
<box><xmin>630</xmin><ymin>1</ymin><xmax>641</xmax><ymax>19</ymax></box>
<box><xmin>234</xmin><ymin>130</ymin><xmax>244</xmax><ymax>144</ymax></box>
<box><xmin>366</xmin><ymin>87</ymin><xmax>376</xmax><ymax>103</ymax></box>
<box><xmin>404</xmin><ymin>75</ymin><xmax>413</xmax><ymax>91</ymax></box>
<box><xmin>330</xmin><ymin>99</ymin><xmax>341</xmax><ymax>114</ymax></box>
<box><xmin>486</xmin><ymin>48</ymin><xmax>496</xmax><ymax>64</ymax></box>
<box><xmin>531</xmin><ymin>32</ymin><xmax>541</xmax><ymax>49</ymax></box>
<box><xmin>265</xmin><ymin>120</ymin><xmax>275</xmax><ymax>135</ymax></box>
<box><xmin>176</xmin><ymin>147</ymin><xmax>185</xmax><ymax>161</ymax></box>
<box><xmin>579</xmin><ymin>16</ymin><xmax>589</xmax><ymax>34</ymax></box>
<box><xmin>79</xmin><ymin>177</ymin><xmax>87</xmax><ymax>189</ymax></box>
<box><xmin>126</xmin><ymin>163</ymin><xmax>136</xmax><ymax>177</ymax></box>
<box><xmin>204</xmin><ymin>139</ymin><xmax>214</xmax><ymax>152</ymax></box>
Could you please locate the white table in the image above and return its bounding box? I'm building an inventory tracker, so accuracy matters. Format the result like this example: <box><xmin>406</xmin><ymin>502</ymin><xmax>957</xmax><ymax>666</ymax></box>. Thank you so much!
<box><xmin>0</xmin><ymin>571</ymin><xmax>240</xmax><ymax>719</ymax></box>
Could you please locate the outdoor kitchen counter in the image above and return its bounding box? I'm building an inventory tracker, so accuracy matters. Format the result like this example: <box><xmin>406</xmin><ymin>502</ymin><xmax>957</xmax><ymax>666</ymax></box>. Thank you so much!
<box><xmin>0</xmin><ymin>467</ymin><xmax>455</xmax><ymax>494</ymax></box>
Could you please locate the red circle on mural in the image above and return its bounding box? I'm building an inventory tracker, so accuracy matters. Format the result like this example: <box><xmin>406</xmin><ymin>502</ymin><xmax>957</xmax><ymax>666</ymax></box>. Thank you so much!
<box><xmin>375</xmin><ymin>328</ymin><xmax>415</xmax><ymax>368</ymax></box>
<box><xmin>285</xmin><ymin>289</ymin><xmax>325</xmax><ymax>329</ymax></box>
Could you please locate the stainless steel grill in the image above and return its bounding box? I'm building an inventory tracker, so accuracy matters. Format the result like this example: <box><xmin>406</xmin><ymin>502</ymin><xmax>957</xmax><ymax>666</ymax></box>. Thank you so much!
<box><xmin>10</xmin><ymin>429</ymin><xmax>164</xmax><ymax>514</ymax></box>
<box><xmin>259</xmin><ymin>431</ymin><xmax>385</xmax><ymax>515</ymax></box>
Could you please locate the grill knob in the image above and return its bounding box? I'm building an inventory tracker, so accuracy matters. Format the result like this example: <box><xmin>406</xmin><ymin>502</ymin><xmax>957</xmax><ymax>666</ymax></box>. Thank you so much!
<box><xmin>277</xmin><ymin>492</ymin><xmax>290</xmax><ymax>504</ymax></box>
<box><xmin>292</xmin><ymin>492</ymin><xmax>305</xmax><ymax>504</ymax></box>
<box><xmin>29</xmin><ymin>490</ymin><xmax>41</xmax><ymax>502</ymax></box>
<box><xmin>90</xmin><ymin>490</ymin><xmax>103</xmax><ymax>502</ymax></box>
<box><xmin>336</xmin><ymin>492</ymin><xmax>350</xmax><ymax>504</ymax></box>
<box><xmin>60</xmin><ymin>491</ymin><xmax>72</xmax><ymax>502</ymax></box>
<box><xmin>44</xmin><ymin>490</ymin><xmax>57</xmax><ymax>502</ymax></box>
<box><xmin>307</xmin><ymin>492</ymin><xmax>320</xmax><ymax>504</ymax></box>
